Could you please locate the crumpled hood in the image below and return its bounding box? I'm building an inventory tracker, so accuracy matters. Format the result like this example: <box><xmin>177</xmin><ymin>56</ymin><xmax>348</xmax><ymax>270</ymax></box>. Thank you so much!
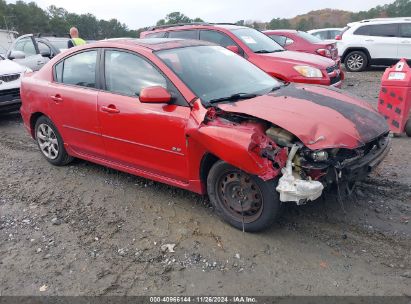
<box><xmin>218</xmin><ymin>84</ymin><xmax>389</xmax><ymax>150</ymax></box>
<box><xmin>259</xmin><ymin>50</ymin><xmax>335</xmax><ymax>69</ymax></box>
<box><xmin>0</xmin><ymin>58</ymin><xmax>26</xmax><ymax>75</ymax></box>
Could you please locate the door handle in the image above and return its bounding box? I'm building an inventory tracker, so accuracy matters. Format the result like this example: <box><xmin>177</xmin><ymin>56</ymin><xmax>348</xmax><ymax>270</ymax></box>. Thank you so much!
<box><xmin>50</xmin><ymin>94</ymin><xmax>63</xmax><ymax>103</ymax></box>
<box><xmin>365</xmin><ymin>39</ymin><xmax>374</xmax><ymax>42</ymax></box>
<box><xmin>37</xmin><ymin>60</ymin><xmax>44</xmax><ymax>65</ymax></box>
<box><xmin>401</xmin><ymin>40</ymin><xmax>411</xmax><ymax>43</ymax></box>
<box><xmin>101</xmin><ymin>105</ymin><xmax>120</xmax><ymax>114</ymax></box>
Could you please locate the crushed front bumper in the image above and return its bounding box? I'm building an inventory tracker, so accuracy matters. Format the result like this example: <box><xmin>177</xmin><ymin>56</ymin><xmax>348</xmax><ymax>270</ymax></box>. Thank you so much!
<box><xmin>341</xmin><ymin>135</ymin><xmax>391</xmax><ymax>181</ymax></box>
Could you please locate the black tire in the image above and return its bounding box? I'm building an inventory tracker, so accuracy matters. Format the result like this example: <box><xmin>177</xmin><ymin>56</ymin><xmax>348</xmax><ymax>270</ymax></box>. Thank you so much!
<box><xmin>207</xmin><ymin>160</ymin><xmax>281</xmax><ymax>232</ymax></box>
<box><xmin>344</xmin><ymin>51</ymin><xmax>368</xmax><ymax>72</ymax></box>
<box><xmin>405</xmin><ymin>119</ymin><xmax>411</xmax><ymax>137</ymax></box>
<box><xmin>34</xmin><ymin>116</ymin><xmax>73</xmax><ymax>166</ymax></box>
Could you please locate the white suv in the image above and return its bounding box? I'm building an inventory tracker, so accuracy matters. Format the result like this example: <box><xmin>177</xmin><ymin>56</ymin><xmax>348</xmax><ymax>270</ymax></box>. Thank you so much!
<box><xmin>337</xmin><ymin>18</ymin><xmax>411</xmax><ymax>72</ymax></box>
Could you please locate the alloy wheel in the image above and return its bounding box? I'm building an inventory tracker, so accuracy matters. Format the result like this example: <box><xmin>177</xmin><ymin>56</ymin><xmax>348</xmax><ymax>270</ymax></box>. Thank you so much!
<box><xmin>346</xmin><ymin>54</ymin><xmax>364</xmax><ymax>71</ymax></box>
<box><xmin>36</xmin><ymin>123</ymin><xmax>59</xmax><ymax>160</ymax></box>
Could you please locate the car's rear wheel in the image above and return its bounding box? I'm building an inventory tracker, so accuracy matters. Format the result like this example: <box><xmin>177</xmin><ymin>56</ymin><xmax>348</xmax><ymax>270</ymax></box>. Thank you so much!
<box><xmin>405</xmin><ymin>119</ymin><xmax>411</xmax><ymax>137</ymax></box>
<box><xmin>207</xmin><ymin>161</ymin><xmax>281</xmax><ymax>232</ymax></box>
<box><xmin>35</xmin><ymin>116</ymin><xmax>73</xmax><ymax>166</ymax></box>
<box><xmin>344</xmin><ymin>51</ymin><xmax>368</xmax><ymax>72</ymax></box>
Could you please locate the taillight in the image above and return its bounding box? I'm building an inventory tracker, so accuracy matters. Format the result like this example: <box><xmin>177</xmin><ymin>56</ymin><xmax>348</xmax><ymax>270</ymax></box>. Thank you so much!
<box><xmin>335</xmin><ymin>35</ymin><xmax>342</xmax><ymax>40</ymax></box>
<box><xmin>316</xmin><ymin>48</ymin><xmax>331</xmax><ymax>58</ymax></box>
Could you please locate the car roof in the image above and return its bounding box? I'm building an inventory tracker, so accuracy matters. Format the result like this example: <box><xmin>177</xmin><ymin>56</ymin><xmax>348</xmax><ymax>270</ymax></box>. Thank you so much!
<box><xmin>348</xmin><ymin>17</ymin><xmax>411</xmax><ymax>27</ymax></box>
<box><xmin>264</xmin><ymin>29</ymin><xmax>298</xmax><ymax>34</ymax></box>
<box><xmin>145</xmin><ymin>23</ymin><xmax>248</xmax><ymax>33</ymax></box>
<box><xmin>308</xmin><ymin>28</ymin><xmax>342</xmax><ymax>32</ymax></box>
<box><xmin>91</xmin><ymin>38</ymin><xmax>216</xmax><ymax>51</ymax></box>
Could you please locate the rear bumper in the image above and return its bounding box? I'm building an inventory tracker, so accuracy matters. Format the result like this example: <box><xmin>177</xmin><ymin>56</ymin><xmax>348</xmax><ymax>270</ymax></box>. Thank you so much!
<box><xmin>0</xmin><ymin>98</ymin><xmax>21</xmax><ymax>113</ymax></box>
<box><xmin>342</xmin><ymin>136</ymin><xmax>391</xmax><ymax>181</ymax></box>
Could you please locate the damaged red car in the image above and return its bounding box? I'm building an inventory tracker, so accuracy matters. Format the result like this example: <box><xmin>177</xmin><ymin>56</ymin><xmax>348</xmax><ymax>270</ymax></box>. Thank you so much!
<box><xmin>20</xmin><ymin>39</ymin><xmax>390</xmax><ymax>232</ymax></box>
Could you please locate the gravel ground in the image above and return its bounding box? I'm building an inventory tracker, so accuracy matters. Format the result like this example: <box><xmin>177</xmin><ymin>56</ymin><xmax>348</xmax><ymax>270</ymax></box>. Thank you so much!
<box><xmin>0</xmin><ymin>70</ymin><xmax>410</xmax><ymax>296</ymax></box>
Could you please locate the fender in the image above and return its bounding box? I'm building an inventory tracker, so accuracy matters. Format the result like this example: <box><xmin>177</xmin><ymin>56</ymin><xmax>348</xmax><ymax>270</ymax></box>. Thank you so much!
<box><xmin>187</xmin><ymin>103</ymin><xmax>288</xmax><ymax>181</ymax></box>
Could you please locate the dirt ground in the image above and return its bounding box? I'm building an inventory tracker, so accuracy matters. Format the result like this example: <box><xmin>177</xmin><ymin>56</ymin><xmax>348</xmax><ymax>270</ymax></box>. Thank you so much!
<box><xmin>0</xmin><ymin>69</ymin><xmax>410</xmax><ymax>296</ymax></box>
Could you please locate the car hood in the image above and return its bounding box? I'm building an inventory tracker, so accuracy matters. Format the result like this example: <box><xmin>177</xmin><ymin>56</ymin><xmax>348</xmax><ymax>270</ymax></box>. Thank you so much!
<box><xmin>218</xmin><ymin>84</ymin><xmax>388</xmax><ymax>150</ymax></box>
<box><xmin>259</xmin><ymin>50</ymin><xmax>335</xmax><ymax>69</ymax></box>
<box><xmin>0</xmin><ymin>59</ymin><xmax>26</xmax><ymax>75</ymax></box>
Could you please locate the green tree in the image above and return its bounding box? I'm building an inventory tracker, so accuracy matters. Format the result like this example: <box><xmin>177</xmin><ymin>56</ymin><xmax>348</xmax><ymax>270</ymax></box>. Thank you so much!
<box><xmin>268</xmin><ymin>18</ymin><xmax>291</xmax><ymax>29</ymax></box>
<box><xmin>296</xmin><ymin>18</ymin><xmax>309</xmax><ymax>31</ymax></box>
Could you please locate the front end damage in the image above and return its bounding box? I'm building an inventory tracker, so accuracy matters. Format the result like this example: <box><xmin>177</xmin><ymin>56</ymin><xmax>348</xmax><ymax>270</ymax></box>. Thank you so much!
<box><xmin>191</xmin><ymin>105</ymin><xmax>391</xmax><ymax>205</ymax></box>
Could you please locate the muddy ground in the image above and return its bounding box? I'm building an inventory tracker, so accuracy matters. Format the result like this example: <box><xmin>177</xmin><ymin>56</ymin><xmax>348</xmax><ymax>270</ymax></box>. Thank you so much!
<box><xmin>0</xmin><ymin>70</ymin><xmax>410</xmax><ymax>296</ymax></box>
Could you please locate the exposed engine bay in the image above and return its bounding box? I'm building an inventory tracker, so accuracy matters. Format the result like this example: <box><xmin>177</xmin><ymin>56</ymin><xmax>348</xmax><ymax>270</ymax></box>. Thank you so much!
<box><xmin>202</xmin><ymin>107</ymin><xmax>391</xmax><ymax>205</ymax></box>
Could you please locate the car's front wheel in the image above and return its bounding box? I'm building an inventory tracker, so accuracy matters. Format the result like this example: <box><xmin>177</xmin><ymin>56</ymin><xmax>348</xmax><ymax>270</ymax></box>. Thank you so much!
<box><xmin>207</xmin><ymin>161</ymin><xmax>281</xmax><ymax>232</ymax></box>
<box><xmin>344</xmin><ymin>51</ymin><xmax>368</xmax><ymax>72</ymax></box>
<box><xmin>34</xmin><ymin>116</ymin><xmax>73</xmax><ymax>166</ymax></box>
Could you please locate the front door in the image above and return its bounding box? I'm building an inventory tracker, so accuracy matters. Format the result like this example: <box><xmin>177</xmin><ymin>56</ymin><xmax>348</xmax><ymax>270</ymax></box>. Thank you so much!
<box><xmin>97</xmin><ymin>49</ymin><xmax>190</xmax><ymax>181</ymax></box>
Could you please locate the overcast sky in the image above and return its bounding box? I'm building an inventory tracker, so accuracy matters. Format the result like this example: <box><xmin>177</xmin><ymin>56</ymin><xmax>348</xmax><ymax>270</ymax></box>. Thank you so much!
<box><xmin>12</xmin><ymin>0</ymin><xmax>395</xmax><ymax>29</ymax></box>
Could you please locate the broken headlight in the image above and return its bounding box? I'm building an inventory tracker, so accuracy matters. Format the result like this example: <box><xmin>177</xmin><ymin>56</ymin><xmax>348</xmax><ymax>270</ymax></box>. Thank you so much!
<box><xmin>311</xmin><ymin>150</ymin><xmax>328</xmax><ymax>162</ymax></box>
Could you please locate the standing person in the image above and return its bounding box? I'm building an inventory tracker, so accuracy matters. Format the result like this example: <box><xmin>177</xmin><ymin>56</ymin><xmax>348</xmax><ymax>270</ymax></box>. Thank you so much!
<box><xmin>68</xmin><ymin>27</ymin><xmax>86</xmax><ymax>48</ymax></box>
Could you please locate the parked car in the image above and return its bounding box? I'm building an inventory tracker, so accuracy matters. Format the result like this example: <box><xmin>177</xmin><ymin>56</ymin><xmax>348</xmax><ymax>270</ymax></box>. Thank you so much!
<box><xmin>0</xmin><ymin>54</ymin><xmax>31</xmax><ymax>113</ymax></box>
<box><xmin>308</xmin><ymin>28</ymin><xmax>343</xmax><ymax>40</ymax></box>
<box><xmin>141</xmin><ymin>24</ymin><xmax>343</xmax><ymax>87</ymax></box>
<box><xmin>6</xmin><ymin>34</ymin><xmax>61</xmax><ymax>71</ymax></box>
<box><xmin>0</xmin><ymin>29</ymin><xmax>18</xmax><ymax>53</ymax></box>
<box><xmin>20</xmin><ymin>39</ymin><xmax>390</xmax><ymax>231</ymax></box>
<box><xmin>264</xmin><ymin>30</ymin><xmax>340</xmax><ymax>63</ymax></box>
<box><xmin>337</xmin><ymin>18</ymin><xmax>411</xmax><ymax>72</ymax></box>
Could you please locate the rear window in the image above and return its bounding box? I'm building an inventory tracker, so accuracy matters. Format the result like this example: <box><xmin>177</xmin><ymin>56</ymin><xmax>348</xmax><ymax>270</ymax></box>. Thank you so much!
<box><xmin>297</xmin><ymin>31</ymin><xmax>322</xmax><ymax>43</ymax></box>
<box><xmin>145</xmin><ymin>32</ymin><xmax>166</xmax><ymax>38</ymax></box>
<box><xmin>355</xmin><ymin>24</ymin><xmax>398</xmax><ymax>37</ymax></box>
<box><xmin>168</xmin><ymin>30</ymin><xmax>198</xmax><ymax>39</ymax></box>
<box><xmin>268</xmin><ymin>34</ymin><xmax>287</xmax><ymax>46</ymax></box>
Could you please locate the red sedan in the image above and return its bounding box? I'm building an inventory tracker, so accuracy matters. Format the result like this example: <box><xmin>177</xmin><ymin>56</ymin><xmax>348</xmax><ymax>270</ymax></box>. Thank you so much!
<box><xmin>20</xmin><ymin>39</ymin><xmax>390</xmax><ymax>232</ymax></box>
<box><xmin>264</xmin><ymin>30</ymin><xmax>340</xmax><ymax>62</ymax></box>
<box><xmin>141</xmin><ymin>24</ymin><xmax>343</xmax><ymax>87</ymax></box>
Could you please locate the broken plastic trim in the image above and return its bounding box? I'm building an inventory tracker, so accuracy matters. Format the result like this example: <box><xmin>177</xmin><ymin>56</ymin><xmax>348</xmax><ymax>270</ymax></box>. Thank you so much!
<box><xmin>276</xmin><ymin>144</ymin><xmax>324</xmax><ymax>205</ymax></box>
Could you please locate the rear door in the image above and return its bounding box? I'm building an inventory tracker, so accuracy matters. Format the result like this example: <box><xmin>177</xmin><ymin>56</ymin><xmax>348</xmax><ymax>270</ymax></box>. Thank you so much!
<box><xmin>48</xmin><ymin>49</ymin><xmax>105</xmax><ymax>158</ymax></box>
<box><xmin>355</xmin><ymin>24</ymin><xmax>399</xmax><ymax>59</ymax></box>
<box><xmin>398</xmin><ymin>23</ymin><xmax>411</xmax><ymax>59</ymax></box>
<box><xmin>7</xmin><ymin>35</ymin><xmax>48</xmax><ymax>71</ymax></box>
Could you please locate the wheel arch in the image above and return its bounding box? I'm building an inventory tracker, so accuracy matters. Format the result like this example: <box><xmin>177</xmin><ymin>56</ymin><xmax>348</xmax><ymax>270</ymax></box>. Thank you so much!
<box><xmin>342</xmin><ymin>47</ymin><xmax>371</xmax><ymax>63</ymax></box>
<box><xmin>199</xmin><ymin>152</ymin><xmax>220</xmax><ymax>190</ymax></box>
<box><xmin>29</xmin><ymin>112</ymin><xmax>48</xmax><ymax>138</ymax></box>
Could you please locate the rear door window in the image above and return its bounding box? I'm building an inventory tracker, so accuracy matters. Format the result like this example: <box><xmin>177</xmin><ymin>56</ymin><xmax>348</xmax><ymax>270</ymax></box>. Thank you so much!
<box><xmin>199</xmin><ymin>30</ymin><xmax>236</xmax><ymax>47</ymax></box>
<box><xmin>55</xmin><ymin>50</ymin><xmax>97</xmax><ymax>88</ymax></box>
<box><xmin>399</xmin><ymin>23</ymin><xmax>411</xmax><ymax>38</ymax></box>
<box><xmin>168</xmin><ymin>30</ymin><xmax>198</xmax><ymax>39</ymax></box>
<box><xmin>145</xmin><ymin>32</ymin><xmax>166</xmax><ymax>38</ymax></box>
<box><xmin>356</xmin><ymin>24</ymin><xmax>398</xmax><ymax>37</ymax></box>
<box><xmin>268</xmin><ymin>34</ymin><xmax>287</xmax><ymax>46</ymax></box>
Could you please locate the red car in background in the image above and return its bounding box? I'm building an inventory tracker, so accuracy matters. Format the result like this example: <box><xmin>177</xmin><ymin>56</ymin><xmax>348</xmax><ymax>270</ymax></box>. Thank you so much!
<box><xmin>20</xmin><ymin>39</ymin><xmax>389</xmax><ymax>232</ymax></box>
<box><xmin>141</xmin><ymin>24</ymin><xmax>343</xmax><ymax>87</ymax></box>
<box><xmin>264</xmin><ymin>30</ymin><xmax>340</xmax><ymax>63</ymax></box>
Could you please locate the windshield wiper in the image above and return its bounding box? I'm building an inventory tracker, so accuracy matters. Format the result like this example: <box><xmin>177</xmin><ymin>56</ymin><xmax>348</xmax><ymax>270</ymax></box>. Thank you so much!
<box><xmin>209</xmin><ymin>93</ymin><xmax>258</xmax><ymax>104</ymax></box>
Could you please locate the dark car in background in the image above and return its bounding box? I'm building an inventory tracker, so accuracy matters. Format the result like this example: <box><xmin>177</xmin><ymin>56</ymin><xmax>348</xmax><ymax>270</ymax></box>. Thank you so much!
<box><xmin>141</xmin><ymin>23</ymin><xmax>344</xmax><ymax>87</ymax></box>
<box><xmin>264</xmin><ymin>30</ymin><xmax>340</xmax><ymax>63</ymax></box>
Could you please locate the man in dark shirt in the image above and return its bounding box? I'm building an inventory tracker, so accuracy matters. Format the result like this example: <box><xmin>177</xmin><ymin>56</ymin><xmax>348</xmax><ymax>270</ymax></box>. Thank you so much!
<box><xmin>68</xmin><ymin>27</ymin><xmax>86</xmax><ymax>48</ymax></box>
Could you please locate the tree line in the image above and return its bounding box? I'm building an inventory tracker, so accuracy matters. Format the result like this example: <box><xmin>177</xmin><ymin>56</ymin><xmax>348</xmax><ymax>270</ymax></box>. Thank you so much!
<box><xmin>0</xmin><ymin>0</ymin><xmax>410</xmax><ymax>40</ymax></box>
<box><xmin>0</xmin><ymin>0</ymin><xmax>138</xmax><ymax>39</ymax></box>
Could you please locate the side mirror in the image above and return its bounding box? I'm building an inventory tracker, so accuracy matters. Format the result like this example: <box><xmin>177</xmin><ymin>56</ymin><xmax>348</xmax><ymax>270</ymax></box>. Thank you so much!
<box><xmin>226</xmin><ymin>45</ymin><xmax>239</xmax><ymax>54</ymax></box>
<box><xmin>41</xmin><ymin>50</ymin><xmax>51</xmax><ymax>58</ymax></box>
<box><xmin>9</xmin><ymin>51</ymin><xmax>25</xmax><ymax>60</ymax></box>
<box><xmin>139</xmin><ymin>86</ymin><xmax>171</xmax><ymax>104</ymax></box>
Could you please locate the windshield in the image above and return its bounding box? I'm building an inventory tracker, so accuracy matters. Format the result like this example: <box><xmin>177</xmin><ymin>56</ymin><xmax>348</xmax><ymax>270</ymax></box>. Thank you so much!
<box><xmin>297</xmin><ymin>31</ymin><xmax>322</xmax><ymax>43</ymax></box>
<box><xmin>156</xmin><ymin>46</ymin><xmax>280</xmax><ymax>104</ymax></box>
<box><xmin>230</xmin><ymin>27</ymin><xmax>284</xmax><ymax>53</ymax></box>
